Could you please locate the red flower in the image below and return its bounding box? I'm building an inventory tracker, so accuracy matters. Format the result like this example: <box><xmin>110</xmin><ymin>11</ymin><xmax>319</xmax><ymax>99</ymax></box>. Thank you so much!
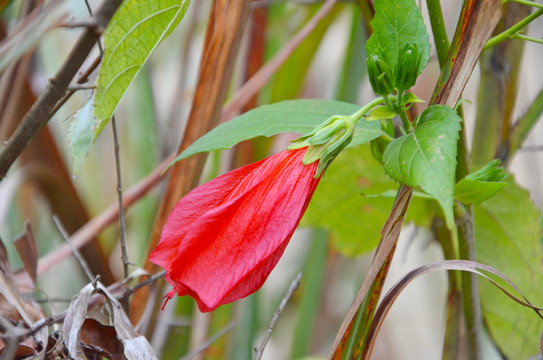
<box><xmin>150</xmin><ymin>147</ymin><xmax>320</xmax><ymax>312</ymax></box>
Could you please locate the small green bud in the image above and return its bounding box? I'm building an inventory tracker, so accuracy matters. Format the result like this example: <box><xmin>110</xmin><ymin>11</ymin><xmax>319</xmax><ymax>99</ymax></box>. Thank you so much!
<box><xmin>367</xmin><ymin>52</ymin><xmax>395</xmax><ymax>96</ymax></box>
<box><xmin>395</xmin><ymin>44</ymin><xmax>422</xmax><ymax>92</ymax></box>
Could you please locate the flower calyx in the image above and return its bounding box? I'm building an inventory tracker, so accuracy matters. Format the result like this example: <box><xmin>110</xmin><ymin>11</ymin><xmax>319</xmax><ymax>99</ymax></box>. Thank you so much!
<box><xmin>288</xmin><ymin>114</ymin><xmax>355</xmax><ymax>177</ymax></box>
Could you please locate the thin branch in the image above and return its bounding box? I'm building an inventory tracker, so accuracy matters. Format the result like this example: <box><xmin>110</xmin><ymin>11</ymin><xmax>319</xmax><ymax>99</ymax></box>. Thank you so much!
<box><xmin>254</xmin><ymin>272</ymin><xmax>303</xmax><ymax>360</ymax></box>
<box><xmin>126</xmin><ymin>270</ymin><xmax>165</xmax><ymax>297</ymax></box>
<box><xmin>49</xmin><ymin>54</ymin><xmax>102</xmax><ymax>116</ymax></box>
<box><xmin>66</xmin><ymin>84</ymin><xmax>95</xmax><ymax>91</ymax></box>
<box><xmin>57</xmin><ymin>19</ymin><xmax>99</xmax><ymax>29</ymax></box>
<box><xmin>0</xmin><ymin>0</ymin><xmax>123</xmax><ymax>179</ymax></box>
<box><xmin>112</xmin><ymin>115</ymin><xmax>131</xmax><ymax>281</ymax></box>
<box><xmin>82</xmin><ymin>0</ymin><xmax>130</xmax><ymax>308</ymax></box>
<box><xmin>52</xmin><ymin>215</ymin><xmax>94</xmax><ymax>282</ymax></box>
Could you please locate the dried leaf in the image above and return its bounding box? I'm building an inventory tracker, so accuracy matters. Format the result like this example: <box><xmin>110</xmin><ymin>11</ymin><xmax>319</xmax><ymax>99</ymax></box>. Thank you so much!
<box><xmin>13</xmin><ymin>222</ymin><xmax>38</xmax><ymax>285</ymax></box>
<box><xmin>0</xmin><ymin>336</ymin><xmax>38</xmax><ymax>358</ymax></box>
<box><xmin>95</xmin><ymin>283</ymin><xmax>157</xmax><ymax>360</ymax></box>
<box><xmin>62</xmin><ymin>283</ymin><xmax>94</xmax><ymax>359</ymax></box>
<box><xmin>81</xmin><ymin>318</ymin><xmax>123</xmax><ymax>360</ymax></box>
<box><xmin>62</xmin><ymin>281</ymin><xmax>157</xmax><ymax>360</ymax></box>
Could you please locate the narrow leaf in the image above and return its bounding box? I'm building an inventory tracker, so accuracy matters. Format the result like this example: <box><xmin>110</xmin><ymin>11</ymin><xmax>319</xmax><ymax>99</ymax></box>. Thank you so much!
<box><xmin>174</xmin><ymin>99</ymin><xmax>382</xmax><ymax>162</ymax></box>
<box><xmin>362</xmin><ymin>260</ymin><xmax>543</xmax><ymax>359</ymax></box>
<box><xmin>366</xmin><ymin>0</ymin><xmax>430</xmax><ymax>78</ymax></box>
<box><xmin>93</xmin><ymin>0</ymin><xmax>190</xmax><ymax>138</ymax></box>
<box><xmin>382</xmin><ymin>105</ymin><xmax>461</xmax><ymax>228</ymax></box>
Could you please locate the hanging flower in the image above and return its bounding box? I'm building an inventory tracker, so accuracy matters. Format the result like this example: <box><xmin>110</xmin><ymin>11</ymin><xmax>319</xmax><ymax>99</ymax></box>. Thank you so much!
<box><xmin>151</xmin><ymin>113</ymin><xmax>359</xmax><ymax>312</ymax></box>
<box><xmin>150</xmin><ymin>148</ymin><xmax>320</xmax><ymax>312</ymax></box>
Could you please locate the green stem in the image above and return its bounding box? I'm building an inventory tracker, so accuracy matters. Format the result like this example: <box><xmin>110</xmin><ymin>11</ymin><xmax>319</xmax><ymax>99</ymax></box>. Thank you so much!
<box><xmin>454</xmin><ymin>203</ymin><xmax>482</xmax><ymax>360</ymax></box>
<box><xmin>426</xmin><ymin>0</ymin><xmax>451</xmax><ymax>67</ymax></box>
<box><xmin>398</xmin><ymin>110</ymin><xmax>413</xmax><ymax>132</ymax></box>
<box><xmin>349</xmin><ymin>97</ymin><xmax>385</xmax><ymax>124</ymax></box>
<box><xmin>484</xmin><ymin>8</ymin><xmax>543</xmax><ymax>50</ymax></box>
<box><xmin>380</xmin><ymin>132</ymin><xmax>394</xmax><ymax>142</ymax></box>
<box><xmin>506</xmin><ymin>0</ymin><xmax>543</xmax><ymax>8</ymax></box>
<box><xmin>513</xmin><ymin>33</ymin><xmax>543</xmax><ymax>44</ymax></box>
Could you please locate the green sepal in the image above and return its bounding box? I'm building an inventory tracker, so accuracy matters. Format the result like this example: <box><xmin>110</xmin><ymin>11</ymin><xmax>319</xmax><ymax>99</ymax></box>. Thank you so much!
<box><xmin>289</xmin><ymin>115</ymin><xmax>355</xmax><ymax>177</ymax></box>
<box><xmin>401</xmin><ymin>92</ymin><xmax>425</xmax><ymax>106</ymax></box>
<box><xmin>366</xmin><ymin>106</ymin><xmax>396</xmax><ymax>121</ymax></box>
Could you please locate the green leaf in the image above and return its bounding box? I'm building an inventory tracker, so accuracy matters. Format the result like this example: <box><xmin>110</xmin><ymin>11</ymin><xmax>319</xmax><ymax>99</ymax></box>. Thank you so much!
<box><xmin>382</xmin><ymin>105</ymin><xmax>461</xmax><ymax>228</ymax></box>
<box><xmin>474</xmin><ymin>177</ymin><xmax>543</xmax><ymax>359</ymax></box>
<box><xmin>174</xmin><ymin>99</ymin><xmax>382</xmax><ymax>162</ymax></box>
<box><xmin>454</xmin><ymin>179</ymin><xmax>507</xmax><ymax>205</ymax></box>
<box><xmin>455</xmin><ymin>159</ymin><xmax>507</xmax><ymax>204</ymax></box>
<box><xmin>93</xmin><ymin>0</ymin><xmax>190</xmax><ymax>138</ymax></box>
<box><xmin>302</xmin><ymin>145</ymin><xmax>437</xmax><ymax>256</ymax></box>
<box><xmin>69</xmin><ymin>98</ymin><xmax>95</xmax><ymax>178</ymax></box>
<box><xmin>366</xmin><ymin>0</ymin><xmax>430</xmax><ymax>79</ymax></box>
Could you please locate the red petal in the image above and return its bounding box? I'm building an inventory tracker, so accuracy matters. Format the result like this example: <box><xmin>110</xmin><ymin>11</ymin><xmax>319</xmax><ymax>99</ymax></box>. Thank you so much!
<box><xmin>150</xmin><ymin>148</ymin><xmax>320</xmax><ymax>312</ymax></box>
<box><xmin>149</xmin><ymin>157</ymin><xmax>266</xmax><ymax>272</ymax></box>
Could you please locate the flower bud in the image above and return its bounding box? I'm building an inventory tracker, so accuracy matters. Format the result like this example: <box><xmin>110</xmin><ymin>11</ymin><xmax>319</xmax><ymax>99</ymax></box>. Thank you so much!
<box><xmin>367</xmin><ymin>53</ymin><xmax>395</xmax><ymax>96</ymax></box>
<box><xmin>395</xmin><ymin>44</ymin><xmax>422</xmax><ymax>92</ymax></box>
